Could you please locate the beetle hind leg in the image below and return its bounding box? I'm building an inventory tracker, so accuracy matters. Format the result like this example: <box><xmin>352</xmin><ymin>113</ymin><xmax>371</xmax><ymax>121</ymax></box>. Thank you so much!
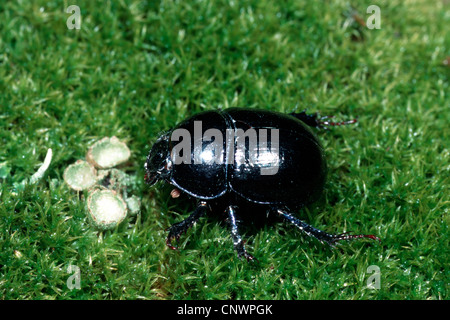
<box><xmin>289</xmin><ymin>111</ymin><xmax>357</xmax><ymax>129</ymax></box>
<box><xmin>166</xmin><ymin>201</ymin><xmax>209</xmax><ymax>250</ymax></box>
<box><xmin>277</xmin><ymin>209</ymin><xmax>380</xmax><ymax>247</ymax></box>
<box><xmin>225</xmin><ymin>205</ymin><xmax>256</xmax><ymax>262</ymax></box>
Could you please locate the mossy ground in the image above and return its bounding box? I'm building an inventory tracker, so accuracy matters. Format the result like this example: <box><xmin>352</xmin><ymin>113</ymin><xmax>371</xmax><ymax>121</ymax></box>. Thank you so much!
<box><xmin>0</xmin><ymin>0</ymin><xmax>448</xmax><ymax>299</ymax></box>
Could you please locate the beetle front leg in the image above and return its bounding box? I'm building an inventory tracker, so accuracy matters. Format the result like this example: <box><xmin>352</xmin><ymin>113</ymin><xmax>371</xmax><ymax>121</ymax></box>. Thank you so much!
<box><xmin>277</xmin><ymin>209</ymin><xmax>380</xmax><ymax>247</ymax></box>
<box><xmin>166</xmin><ymin>201</ymin><xmax>209</xmax><ymax>250</ymax></box>
<box><xmin>225</xmin><ymin>206</ymin><xmax>256</xmax><ymax>262</ymax></box>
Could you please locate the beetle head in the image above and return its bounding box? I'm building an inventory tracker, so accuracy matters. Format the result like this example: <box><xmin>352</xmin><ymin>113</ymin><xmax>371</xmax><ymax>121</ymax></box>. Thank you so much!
<box><xmin>144</xmin><ymin>133</ymin><xmax>172</xmax><ymax>186</ymax></box>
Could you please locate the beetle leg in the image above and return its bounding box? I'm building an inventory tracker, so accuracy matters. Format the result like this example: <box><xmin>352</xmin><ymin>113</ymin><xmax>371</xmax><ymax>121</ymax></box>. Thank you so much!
<box><xmin>289</xmin><ymin>111</ymin><xmax>357</xmax><ymax>129</ymax></box>
<box><xmin>316</xmin><ymin>115</ymin><xmax>358</xmax><ymax>129</ymax></box>
<box><xmin>225</xmin><ymin>206</ymin><xmax>256</xmax><ymax>262</ymax></box>
<box><xmin>277</xmin><ymin>210</ymin><xmax>380</xmax><ymax>247</ymax></box>
<box><xmin>166</xmin><ymin>201</ymin><xmax>209</xmax><ymax>250</ymax></box>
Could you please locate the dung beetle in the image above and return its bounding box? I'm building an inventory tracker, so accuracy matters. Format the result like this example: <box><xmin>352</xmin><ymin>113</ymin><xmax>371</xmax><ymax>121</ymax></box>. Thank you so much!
<box><xmin>145</xmin><ymin>108</ymin><xmax>379</xmax><ymax>261</ymax></box>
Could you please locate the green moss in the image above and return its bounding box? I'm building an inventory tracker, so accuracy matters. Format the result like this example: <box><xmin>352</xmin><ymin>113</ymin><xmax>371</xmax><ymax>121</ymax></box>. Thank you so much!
<box><xmin>0</xmin><ymin>0</ymin><xmax>447</xmax><ymax>300</ymax></box>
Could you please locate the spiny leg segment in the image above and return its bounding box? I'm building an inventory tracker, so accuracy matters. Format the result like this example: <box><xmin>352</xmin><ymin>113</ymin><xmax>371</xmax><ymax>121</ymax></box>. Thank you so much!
<box><xmin>289</xmin><ymin>111</ymin><xmax>357</xmax><ymax>129</ymax></box>
<box><xmin>277</xmin><ymin>209</ymin><xmax>380</xmax><ymax>247</ymax></box>
<box><xmin>166</xmin><ymin>201</ymin><xmax>209</xmax><ymax>250</ymax></box>
<box><xmin>226</xmin><ymin>205</ymin><xmax>255</xmax><ymax>261</ymax></box>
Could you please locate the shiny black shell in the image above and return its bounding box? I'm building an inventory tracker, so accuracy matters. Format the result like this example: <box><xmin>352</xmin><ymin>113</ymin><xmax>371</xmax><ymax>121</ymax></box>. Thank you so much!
<box><xmin>166</xmin><ymin>108</ymin><xmax>327</xmax><ymax>207</ymax></box>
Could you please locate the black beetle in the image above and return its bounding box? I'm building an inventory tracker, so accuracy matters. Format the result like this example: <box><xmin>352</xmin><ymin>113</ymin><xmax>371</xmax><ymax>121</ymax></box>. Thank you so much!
<box><xmin>145</xmin><ymin>108</ymin><xmax>379</xmax><ymax>260</ymax></box>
